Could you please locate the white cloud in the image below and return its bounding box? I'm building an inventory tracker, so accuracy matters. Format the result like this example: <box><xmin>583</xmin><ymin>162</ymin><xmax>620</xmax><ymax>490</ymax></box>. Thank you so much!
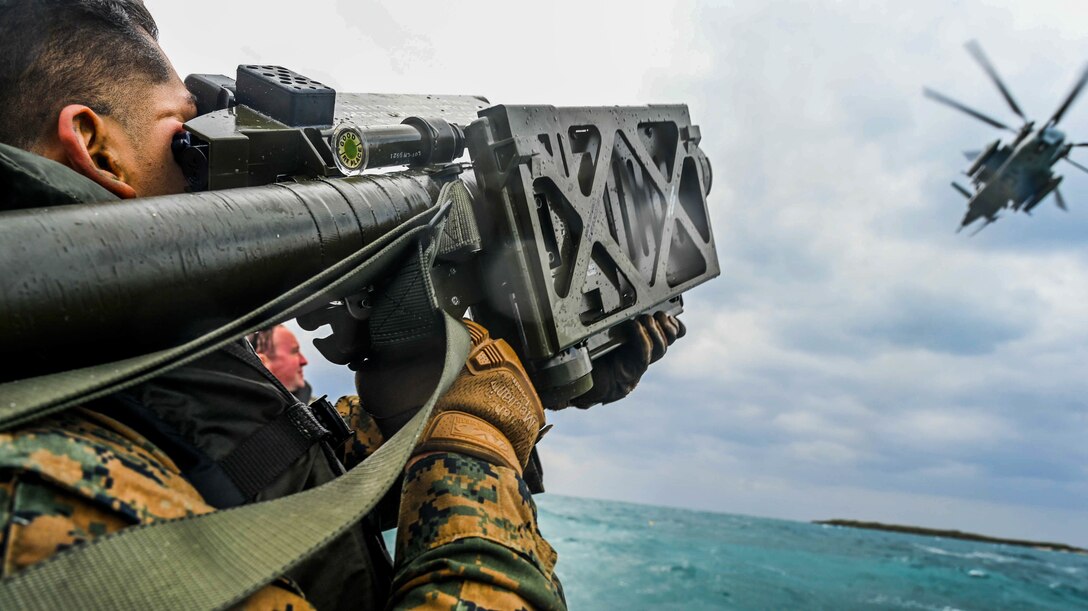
<box><xmin>148</xmin><ymin>0</ymin><xmax>1088</xmax><ymax>545</ymax></box>
<box><xmin>784</xmin><ymin>440</ymin><xmax>865</xmax><ymax>466</ymax></box>
<box><xmin>888</xmin><ymin>409</ymin><xmax>1015</xmax><ymax>447</ymax></box>
<box><xmin>772</xmin><ymin>411</ymin><xmax>865</xmax><ymax>443</ymax></box>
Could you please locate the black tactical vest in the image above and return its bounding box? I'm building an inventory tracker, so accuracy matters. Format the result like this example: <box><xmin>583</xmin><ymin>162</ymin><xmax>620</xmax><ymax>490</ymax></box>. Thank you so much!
<box><xmin>93</xmin><ymin>343</ymin><xmax>393</xmax><ymax>610</ymax></box>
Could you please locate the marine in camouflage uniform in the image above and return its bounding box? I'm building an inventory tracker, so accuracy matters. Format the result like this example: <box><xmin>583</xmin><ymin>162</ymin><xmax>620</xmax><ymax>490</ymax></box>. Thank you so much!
<box><xmin>0</xmin><ymin>3</ymin><xmax>683</xmax><ymax>603</ymax></box>
<box><xmin>0</xmin><ymin>141</ymin><xmax>565</xmax><ymax>609</ymax></box>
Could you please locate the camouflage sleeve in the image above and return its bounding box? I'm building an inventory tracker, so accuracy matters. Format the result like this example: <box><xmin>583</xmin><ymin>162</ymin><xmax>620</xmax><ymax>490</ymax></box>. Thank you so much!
<box><xmin>0</xmin><ymin>409</ymin><xmax>315</xmax><ymax>611</ymax></box>
<box><xmin>333</xmin><ymin>396</ymin><xmax>566</xmax><ymax>608</ymax></box>
<box><xmin>390</xmin><ymin>453</ymin><xmax>566</xmax><ymax>611</ymax></box>
<box><xmin>335</xmin><ymin>396</ymin><xmax>386</xmax><ymax>469</ymax></box>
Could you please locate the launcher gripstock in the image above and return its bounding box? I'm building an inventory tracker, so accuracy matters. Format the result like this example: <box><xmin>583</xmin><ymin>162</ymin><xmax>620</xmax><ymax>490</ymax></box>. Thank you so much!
<box><xmin>179</xmin><ymin>66</ymin><xmax>718</xmax><ymax>402</ymax></box>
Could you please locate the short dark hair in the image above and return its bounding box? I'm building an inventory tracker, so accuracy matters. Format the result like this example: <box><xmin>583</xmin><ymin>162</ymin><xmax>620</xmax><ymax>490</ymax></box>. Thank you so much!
<box><xmin>0</xmin><ymin>0</ymin><xmax>173</xmax><ymax>149</ymax></box>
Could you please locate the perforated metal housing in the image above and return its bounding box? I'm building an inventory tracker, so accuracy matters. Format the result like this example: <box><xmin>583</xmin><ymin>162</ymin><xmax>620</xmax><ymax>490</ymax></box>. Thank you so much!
<box><xmin>466</xmin><ymin>105</ymin><xmax>719</xmax><ymax>361</ymax></box>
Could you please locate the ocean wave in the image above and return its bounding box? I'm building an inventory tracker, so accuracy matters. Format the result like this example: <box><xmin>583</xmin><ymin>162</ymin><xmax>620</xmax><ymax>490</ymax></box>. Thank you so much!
<box><xmin>534</xmin><ymin>496</ymin><xmax>1088</xmax><ymax>610</ymax></box>
<box><xmin>865</xmin><ymin>594</ymin><xmax>966</xmax><ymax>610</ymax></box>
<box><xmin>914</xmin><ymin>544</ymin><xmax>1017</xmax><ymax>564</ymax></box>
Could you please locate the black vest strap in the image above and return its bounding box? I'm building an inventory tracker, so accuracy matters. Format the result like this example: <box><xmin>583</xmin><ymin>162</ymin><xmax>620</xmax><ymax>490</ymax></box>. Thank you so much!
<box><xmin>219</xmin><ymin>400</ymin><xmax>329</xmax><ymax>500</ymax></box>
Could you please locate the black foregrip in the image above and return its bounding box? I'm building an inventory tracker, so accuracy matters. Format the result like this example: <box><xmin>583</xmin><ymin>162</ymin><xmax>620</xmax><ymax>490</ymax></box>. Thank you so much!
<box><xmin>0</xmin><ymin>173</ymin><xmax>442</xmax><ymax>381</ymax></box>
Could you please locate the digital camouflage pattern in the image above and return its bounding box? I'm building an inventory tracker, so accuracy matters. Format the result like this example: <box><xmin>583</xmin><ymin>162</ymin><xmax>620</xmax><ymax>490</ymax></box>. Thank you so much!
<box><xmin>0</xmin><ymin>408</ymin><xmax>312</xmax><ymax>609</ymax></box>
<box><xmin>0</xmin><ymin>408</ymin><xmax>213</xmax><ymax>530</ymax></box>
<box><xmin>393</xmin><ymin>453</ymin><xmax>564</xmax><ymax>610</ymax></box>
<box><xmin>335</xmin><ymin>395</ymin><xmax>386</xmax><ymax>469</ymax></box>
<box><xmin>337</xmin><ymin>395</ymin><xmax>567</xmax><ymax>610</ymax></box>
<box><xmin>0</xmin><ymin>402</ymin><xmax>565</xmax><ymax>610</ymax></box>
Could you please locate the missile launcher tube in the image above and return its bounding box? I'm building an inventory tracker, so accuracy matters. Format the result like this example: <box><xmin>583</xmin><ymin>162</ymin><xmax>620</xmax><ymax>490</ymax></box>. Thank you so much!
<box><xmin>0</xmin><ymin>172</ymin><xmax>445</xmax><ymax>381</ymax></box>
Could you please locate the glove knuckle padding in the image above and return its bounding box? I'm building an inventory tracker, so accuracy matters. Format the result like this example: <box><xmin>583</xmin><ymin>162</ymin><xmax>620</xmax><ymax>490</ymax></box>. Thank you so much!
<box><xmin>430</xmin><ymin>321</ymin><xmax>544</xmax><ymax>467</ymax></box>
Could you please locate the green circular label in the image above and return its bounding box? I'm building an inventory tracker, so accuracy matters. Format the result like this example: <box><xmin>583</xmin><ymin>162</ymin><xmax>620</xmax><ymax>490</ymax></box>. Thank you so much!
<box><xmin>336</xmin><ymin>130</ymin><xmax>363</xmax><ymax>170</ymax></box>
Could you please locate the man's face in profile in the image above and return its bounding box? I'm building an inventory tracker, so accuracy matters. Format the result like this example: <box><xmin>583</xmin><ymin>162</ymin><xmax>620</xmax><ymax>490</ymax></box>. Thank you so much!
<box><xmin>24</xmin><ymin>41</ymin><xmax>198</xmax><ymax>199</ymax></box>
<box><xmin>91</xmin><ymin>48</ymin><xmax>197</xmax><ymax>198</ymax></box>
<box><xmin>265</xmin><ymin>326</ymin><xmax>308</xmax><ymax>393</ymax></box>
<box><xmin>114</xmin><ymin>74</ymin><xmax>198</xmax><ymax>197</ymax></box>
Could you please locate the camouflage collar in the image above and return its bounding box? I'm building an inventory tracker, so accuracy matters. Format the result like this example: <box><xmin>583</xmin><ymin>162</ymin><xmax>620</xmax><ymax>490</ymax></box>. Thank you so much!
<box><xmin>0</xmin><ymin>142</ymin><xmax>116</xmax><ymax>211</ymax></box>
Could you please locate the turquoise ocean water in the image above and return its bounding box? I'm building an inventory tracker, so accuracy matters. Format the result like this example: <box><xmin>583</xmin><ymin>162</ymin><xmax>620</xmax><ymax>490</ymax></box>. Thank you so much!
<box><xmin>533</xmin><ymin>495</ymin><xmax>1088</xmax><ymax>610</ymax></box>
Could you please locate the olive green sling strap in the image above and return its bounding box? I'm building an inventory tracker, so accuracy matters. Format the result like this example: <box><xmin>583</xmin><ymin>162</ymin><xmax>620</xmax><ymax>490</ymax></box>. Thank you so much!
<box><xmin>0</xmin><ymin>180</ymin><xmax>474</xmax><ymax>610</ymax></box>
<box><xmin>0</xmin><ymin>316</ymin><xmax>467</xmax><ymax>610</ymax></box>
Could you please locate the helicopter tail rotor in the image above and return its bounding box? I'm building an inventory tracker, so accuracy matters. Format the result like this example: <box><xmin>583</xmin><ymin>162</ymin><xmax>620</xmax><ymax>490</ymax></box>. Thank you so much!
<box><xmin>965</xmin><ymin>40</ymin><xmax>1027</xmax><ymax>121</ymax></box>
<box><xmin>1047</xmin><ymin>63</ymin><xmax>1088</xmax><ymax>126</ymax></box>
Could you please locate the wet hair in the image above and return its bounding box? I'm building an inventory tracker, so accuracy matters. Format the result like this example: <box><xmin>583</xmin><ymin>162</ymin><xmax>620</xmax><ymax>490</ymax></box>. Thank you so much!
<box><xmin>0</xmin><ymin>0</ymin><xmax>172</xmax><ymax>149</ymax></box>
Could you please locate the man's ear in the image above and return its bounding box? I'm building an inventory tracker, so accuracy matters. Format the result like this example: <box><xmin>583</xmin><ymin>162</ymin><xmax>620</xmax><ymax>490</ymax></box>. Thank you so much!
<box><xmin>257</xmin><ymin>352</ymin><xmax>272</xmax><ymax>368</ymax></box>
<box><xmin>56</xmin><ymin>105</ymin><xmax>137</xmax><ymax>199</ymax></box>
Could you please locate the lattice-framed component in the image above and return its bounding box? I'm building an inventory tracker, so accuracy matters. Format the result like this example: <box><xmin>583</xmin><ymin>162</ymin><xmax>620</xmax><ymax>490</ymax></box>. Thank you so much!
<box><xmin>466</xmin><ymin>105</ymin><xmax>718</xmax><ymax>361</ymax></box>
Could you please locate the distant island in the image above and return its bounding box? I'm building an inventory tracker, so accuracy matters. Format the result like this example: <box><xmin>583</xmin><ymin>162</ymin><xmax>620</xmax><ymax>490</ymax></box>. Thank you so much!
<box><xmin>814</xmin><ymin>520</ymin><xmax>1087</xmax><ymax>554</ymax></box>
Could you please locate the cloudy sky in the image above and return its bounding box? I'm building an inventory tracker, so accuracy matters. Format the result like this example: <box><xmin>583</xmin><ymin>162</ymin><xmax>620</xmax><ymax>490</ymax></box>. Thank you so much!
<box><xmin>149</xmin><ymin>0</ymin><xmax>1088</xmax><ymax>546</ymax></box>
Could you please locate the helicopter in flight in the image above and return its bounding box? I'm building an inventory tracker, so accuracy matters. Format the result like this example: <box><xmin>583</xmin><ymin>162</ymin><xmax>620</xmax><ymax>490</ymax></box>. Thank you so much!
<box><xmin>924</xmin><ymin>41</ymin><xmax>1088</xmax><ymax>234</ymax></box>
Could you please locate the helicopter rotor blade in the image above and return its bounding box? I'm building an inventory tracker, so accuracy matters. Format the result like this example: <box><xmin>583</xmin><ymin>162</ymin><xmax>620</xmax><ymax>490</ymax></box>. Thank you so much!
<box><xmin>965</xmin><ymin>40</ymin><xmax>1027</xmax><ymax>121</ymax></box>
<box><xmin>1047</xmin><ymin>63</ymin><xmax>1088</xmax><ymax>126</ymax></box>
<box><xmin>1063</xmin><ymin>156</ymin><xmax>1088</xmax><ymax>175</ymax></box>
<box><xmin>923</xmin><ymin>88</ymin><xmax>1015</xmax><ymax>132</ymax></box>
<box><xmin>1054</xmin><ymin>187</ymin><xmax>1068</xmax><ymax>211</ymax></box>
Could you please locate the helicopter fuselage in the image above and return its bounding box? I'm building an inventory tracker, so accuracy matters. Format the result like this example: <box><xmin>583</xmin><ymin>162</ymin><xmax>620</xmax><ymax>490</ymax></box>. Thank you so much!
<box><xmin>927</xmin><ymin>41</ymin><xmax>1087</xmax><ymax>232</ymax></box>
<box><xmin>960</xmin><ymin>124</ymin><xmax>1072</xmax><ymax>225</ymax></box>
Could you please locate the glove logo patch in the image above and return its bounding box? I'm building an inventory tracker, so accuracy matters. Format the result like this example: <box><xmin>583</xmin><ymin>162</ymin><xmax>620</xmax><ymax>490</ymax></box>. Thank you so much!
<box><xmin>487</xmin><ymin>376</ymin><xmax>529</xmax><ymax>411</ymax></box>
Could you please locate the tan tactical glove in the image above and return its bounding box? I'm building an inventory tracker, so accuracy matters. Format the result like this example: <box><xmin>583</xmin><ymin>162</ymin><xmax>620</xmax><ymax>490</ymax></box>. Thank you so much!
<box><xmin>413</xmin><ymin>320</ymin><xmax>544</xmax><ymax>472</ymax></box>
<box><xmin>356</xmin><ymin>320</ymin><xmax>544</xmax><ymax>473</ymax></box>
<box><xmin>565</xmin><ymin>311</ymin><xmax>686</xmax><ymax>409</ymax></box>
